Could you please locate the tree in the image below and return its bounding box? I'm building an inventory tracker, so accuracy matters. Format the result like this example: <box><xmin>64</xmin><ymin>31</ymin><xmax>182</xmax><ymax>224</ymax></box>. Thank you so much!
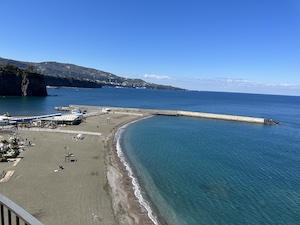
<box><xmin>27</xmin><ymin>65</ymin><xmax>35</xmax><ymax>72</ymax></box>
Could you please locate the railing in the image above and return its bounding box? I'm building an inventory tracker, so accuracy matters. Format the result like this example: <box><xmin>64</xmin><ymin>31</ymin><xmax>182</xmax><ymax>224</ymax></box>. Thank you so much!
<box><xmin>0</xmin><ymin>194</ymin><xmax>43</xmax><ymax>225</ymax></box>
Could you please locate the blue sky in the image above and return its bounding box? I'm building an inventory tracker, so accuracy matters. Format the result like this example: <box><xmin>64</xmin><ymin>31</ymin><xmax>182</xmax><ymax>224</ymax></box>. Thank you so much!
<box><xmin>1</xmin><ymin>0</ymin><xmax>300</xmax><ymax>95</ymax></box>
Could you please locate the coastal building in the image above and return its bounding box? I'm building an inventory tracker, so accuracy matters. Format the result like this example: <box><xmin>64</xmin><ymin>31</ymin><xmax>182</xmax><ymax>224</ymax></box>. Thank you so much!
<box><xmin>40</xmin><ymin>113</ymin><xmax>83</xmax><ymax>125</ymax></box>
<box><xmin>0</xmin><ymin>112</ymin><xmax>83</xmax><ymax>128</ymax></box>
<box><xmin>0</xmin><ymin>116</ymin><xmax>10</xmax><ymax>126</ymax></box>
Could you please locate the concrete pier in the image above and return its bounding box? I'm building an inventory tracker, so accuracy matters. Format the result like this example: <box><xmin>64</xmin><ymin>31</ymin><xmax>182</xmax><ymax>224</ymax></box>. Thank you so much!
<box><xmin>157</xmin><ymin>110</ymin><xmax>266</xmax><ymax>124</ymax></box>
<box><xmin>67</xmin><ymin>105</ymin><xmax>278</xmax><ymax>125</ymax></box>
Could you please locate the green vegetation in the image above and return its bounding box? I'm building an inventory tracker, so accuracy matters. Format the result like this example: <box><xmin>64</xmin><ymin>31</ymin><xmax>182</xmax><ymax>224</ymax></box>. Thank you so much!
<box><xmin>0</xmin><ymin>64</ymin><xmax>47</xmax><ymax>96</ymax></box>
<box><xmin>0</xmin><ymin>136</ymin><xmax>21</xmax><ymax>161</ymax></box>
<box><xmin>0</xmin><ymin>64</ymin><xmax>40</xmax><ymax>78</ymax></box>
<box><xmin>0</xmin><ymin>57</ymin><xmax>184</xmax><ymax>90</ymax></box>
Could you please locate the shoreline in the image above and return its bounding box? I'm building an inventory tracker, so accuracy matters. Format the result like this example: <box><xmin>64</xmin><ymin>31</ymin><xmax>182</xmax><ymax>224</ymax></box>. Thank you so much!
<box><xmin>106</xmin><ymin>115</ymin><xmax>161</xmax><ymax>225</ymax></box>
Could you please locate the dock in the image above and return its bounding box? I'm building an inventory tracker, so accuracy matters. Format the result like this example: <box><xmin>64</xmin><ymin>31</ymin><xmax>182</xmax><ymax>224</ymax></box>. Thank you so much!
<box><xmin>65</xmin><ymin>105</ymin><xmax>279</xmax><ymax>125</ymax></box>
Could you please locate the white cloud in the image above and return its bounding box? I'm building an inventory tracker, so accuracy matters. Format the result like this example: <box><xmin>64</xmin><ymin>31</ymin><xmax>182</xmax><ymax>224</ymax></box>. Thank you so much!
<box><xmin>143</xmin><ymin>74</ymin><xmax>300</xmax><ymax>95</ymax></box>
<box><xmin>177</xmin><ymin>76</ymin><xmax>300</xmax><ymax>95</ymax></box>
<box><xmin>197</xmin><ymin>77</ymin><xmax>300</xmax><ymax>89</ymax></box>
<box><xmin>144</xmin><ymin>74</ymin><xmax>173</xmax><ymax>80</ymax></box>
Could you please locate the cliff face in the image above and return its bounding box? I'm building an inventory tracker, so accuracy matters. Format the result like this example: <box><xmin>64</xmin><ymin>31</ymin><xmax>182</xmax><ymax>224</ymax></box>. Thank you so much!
<box><xmin>44</xmin><ymin>76</ymin><xmax>103</xmax><ymax>88</ymax></box>
<box><xmin>0</xmin><ymin>65</ymin><xmax>47</xmax><ymax>96</ymax></box>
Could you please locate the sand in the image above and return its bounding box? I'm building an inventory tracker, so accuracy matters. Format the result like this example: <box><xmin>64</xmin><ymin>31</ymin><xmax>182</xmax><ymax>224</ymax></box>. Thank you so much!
<box><xmin>0</xmin><ymin>112</ymin><xmax>156</xmax><ymax>225</ymax></box>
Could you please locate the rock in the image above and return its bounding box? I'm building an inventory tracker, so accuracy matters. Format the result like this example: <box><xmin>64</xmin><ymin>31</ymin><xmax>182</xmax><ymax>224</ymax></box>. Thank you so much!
<box><xmin>0</xmin><ymin>65</ymin><xmax>47</xmax><ymax>96</ymax></box>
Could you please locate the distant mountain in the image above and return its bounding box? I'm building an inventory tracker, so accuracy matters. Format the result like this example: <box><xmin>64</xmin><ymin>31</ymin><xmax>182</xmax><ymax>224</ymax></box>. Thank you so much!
<box><xmin>0</xmin><ymin>57</ymin><xmax>183</xmax><ymax>90</ymax></box>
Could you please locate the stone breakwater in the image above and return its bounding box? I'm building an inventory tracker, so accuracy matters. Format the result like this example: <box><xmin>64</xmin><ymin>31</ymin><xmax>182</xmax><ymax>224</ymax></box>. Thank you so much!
<box><xmin>157</xmin><ymin>110</ymin><xmax>278</xmax><ymax>125</ymax></box>
<box><xmin>64</xmin><ymin>105</ymin><xmax>279</xmax><ymax>125</ymax></box>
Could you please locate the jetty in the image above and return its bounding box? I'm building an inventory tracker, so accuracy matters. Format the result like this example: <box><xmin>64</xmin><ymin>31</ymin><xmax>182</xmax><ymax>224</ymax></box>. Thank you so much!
<box><xmin>58</xmin><ymin>105</ymin><xmax>279</xmax><ymax>125</ymax></box>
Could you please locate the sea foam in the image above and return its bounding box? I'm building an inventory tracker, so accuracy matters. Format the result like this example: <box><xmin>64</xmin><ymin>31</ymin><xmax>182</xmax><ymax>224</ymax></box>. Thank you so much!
<box><xmin>114</xmin><ymin>117</ymin><xmax>158</xmax><ymax>225</ymax></box>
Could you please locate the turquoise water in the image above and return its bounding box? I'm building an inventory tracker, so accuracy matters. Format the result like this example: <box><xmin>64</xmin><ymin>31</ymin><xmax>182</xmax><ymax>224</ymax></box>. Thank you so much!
<box><xmin>121</xmin><ymin>116</ymin><xmax>300</xmax><ymax>224</ymax></box>
<box><xmin>1</xmin><ymin>88</ymin><xmax>300</xmax><ymax>224</ymax></box>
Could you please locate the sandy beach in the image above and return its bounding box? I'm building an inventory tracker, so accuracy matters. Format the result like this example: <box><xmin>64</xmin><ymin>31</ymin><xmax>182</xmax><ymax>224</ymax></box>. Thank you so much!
<box><xmin>0</xmin><ymin>111</ymin><xmax>156</xmax><ymax>225</ymax></box>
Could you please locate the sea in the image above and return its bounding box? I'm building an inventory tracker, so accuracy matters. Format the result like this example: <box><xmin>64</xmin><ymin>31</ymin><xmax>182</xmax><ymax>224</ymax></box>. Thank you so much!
<box><xmin>1</xmin><ymin>87</ymin><xmax>300</xmax><ymax>225</ymax></box>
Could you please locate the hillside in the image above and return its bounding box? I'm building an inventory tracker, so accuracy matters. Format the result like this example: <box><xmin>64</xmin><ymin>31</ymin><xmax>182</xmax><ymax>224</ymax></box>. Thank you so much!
<box><xmin>0</xmin><ymin>57</ymin><xmax>183</xmax><ymax>90</ymax></box>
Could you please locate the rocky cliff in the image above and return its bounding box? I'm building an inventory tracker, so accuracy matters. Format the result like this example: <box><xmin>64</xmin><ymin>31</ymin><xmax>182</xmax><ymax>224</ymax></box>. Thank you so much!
<box><xmin>44</xmin><ymin>75</ymin><xmax>103</xmax><ymax>88</ymax></box>
<box><xmin>0</xmin><ymin>65</ymin><xmax>47</xmax><ymax>96</ymax></box>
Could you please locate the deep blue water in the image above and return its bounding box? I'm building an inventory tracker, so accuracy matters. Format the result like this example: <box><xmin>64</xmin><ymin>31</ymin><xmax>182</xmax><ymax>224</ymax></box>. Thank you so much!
<box><xmin>1</xmin><ymin>87</ymin><xmax>299</xmax><ymax>122</ymax></box>
<box><xmin>1</xmin><ymin>87</ymin><xmax>300</xmax><ymax>224</ymax></box>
